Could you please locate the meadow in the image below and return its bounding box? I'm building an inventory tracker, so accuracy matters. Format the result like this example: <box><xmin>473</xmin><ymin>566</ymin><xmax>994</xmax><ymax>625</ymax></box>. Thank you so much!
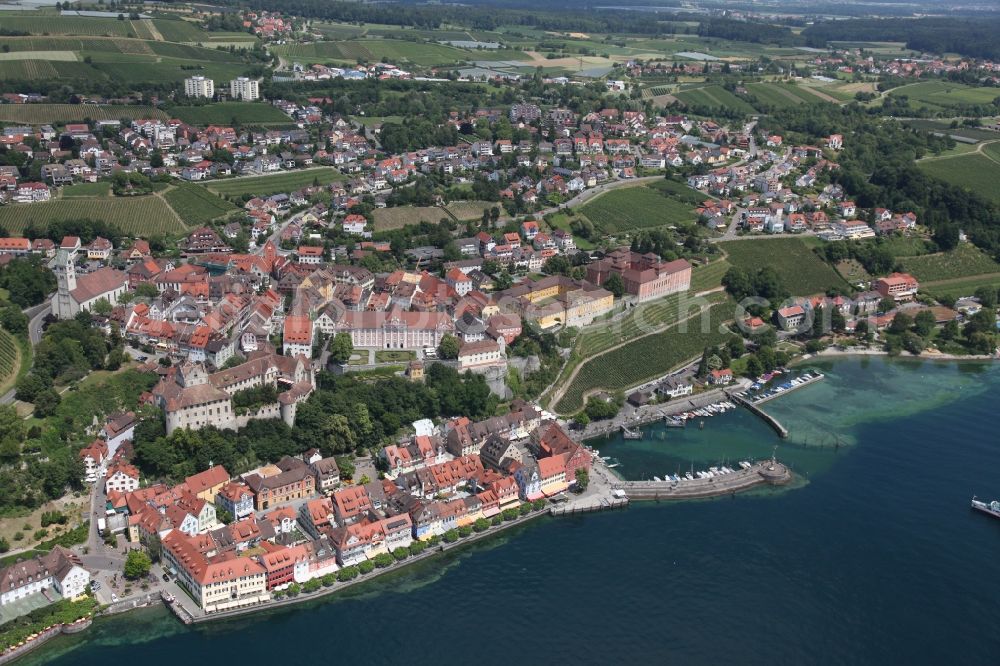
<box><xmin>579</xmin><ymin>182</ymin><xmax>699</xmax><ymax>233</ymax></box>
<box><xmin>719</xmin><ymin>238</ymin><xmax>849</xmax><ymax>296</ymax></box>
<box><xmin>204</xmin><ymin>169</ymin><xmax>345</xmax><ymax>198</ymax></box>
<box><xmin>162</xmin><ymin>184</ymin><xmax>237</xmax><ymax>226</ymax></box>
<box><xmin>0</xmin><ymin>197</ymin><xmax>184</xmax><ymax>236</ymax></box>
<box><xmin>554</xmin><ymin>299</ymin><xmax>733</xmax><ymax>414</ymax></box>
<box><xmin>60</xmin><ymin>182</ymin><xmax>111</xmax><ymax>197</ymax></box>
<box><xmin>171</xmin><ymin>103</ymin><xmax>291</xmax><ymax>126</ymax></box>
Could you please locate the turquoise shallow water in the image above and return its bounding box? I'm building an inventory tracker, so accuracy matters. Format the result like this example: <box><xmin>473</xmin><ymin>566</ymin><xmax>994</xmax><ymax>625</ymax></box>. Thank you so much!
<box><xmin>22</xmin><ymin>357</ymin><xmax>1000</xmax><ymax>665</ymax></box>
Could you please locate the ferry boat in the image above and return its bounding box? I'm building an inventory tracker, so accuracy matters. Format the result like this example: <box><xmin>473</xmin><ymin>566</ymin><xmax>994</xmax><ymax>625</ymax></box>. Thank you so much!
<box><xmin>971</xmin><ymin>496</ymin><xmax>1000</xmax><ymax>519</ymax></box>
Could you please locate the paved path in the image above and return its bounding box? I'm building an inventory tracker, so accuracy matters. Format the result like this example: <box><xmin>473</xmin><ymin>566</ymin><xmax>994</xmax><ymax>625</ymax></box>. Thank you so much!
<box><xmin>0</xmin><ymin>299</ymin><xmax>49</xmax><ymax>405</ymax></box>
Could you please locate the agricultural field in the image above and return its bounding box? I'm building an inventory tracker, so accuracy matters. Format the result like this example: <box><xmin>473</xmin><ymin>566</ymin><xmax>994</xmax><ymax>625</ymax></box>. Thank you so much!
<box><xmin>150</xmin><ymin>18</ymin><xmax>214</xmax><ymax>43</ymax></box>
<box><xmin>270</xmin><ymin>41</ymin><xmax>350</xmax><ymax>61</ymax></box>
<box><xmin>921</xmin><ymin>274</ymin><xmax>1000</xmax><ymax>301</ymax></box>
<box><xmin>0</xmin><ymin>103</ymin><xmax>167</xmax><ymax>124</ymax></box>
<box><xmin>0</xmin><ymin>196</ymin><xmax>184</xmax><ymax>237</ymax></box>
<box><xmin>898</xmin><ymin>244</ymin><xmax>1000</xmax><ymax>283</ymax></box>
<box><xmin>60</xmin><ymin>182</ymin><xmax>111</xmax><ymax>197</ymax></box>
<box><xmin>0</xmin><ymin>15</ymin><xmax>136</xmax><ymax>37</ymax></box>
<box><xmin>690</xmin><ymin>258</ymin><xmax>731</xmax><ymax>293</ymax></box>
<box><xmin>205</xmin><ymin>168</ymin><xmax>345</xmax><ymax>198</ymax></box>
<box><xmin>745</xmin><ymin>82</ymin><xmax>827</xmax><ymax>108</ymax></box>
<box><xmin>0</xmin><ymin>327</ymin><xmax>22</xmax><ymax>398</ymax></box>
<box><xmin>673</xmin><ymin>85</ymin><xmax>758</xmax><ymax>114</ymax></box>
<box><xmin>163</xmin><ymin>183</ymin><xmax>237</xmax><ymax>226</ymax></box>
<box><xmin>719</xmin><ymin>238</ymin><xmax>849</xmax><ymax>296</ymax></box>
<box><xmin>444</xmin><ymin>200</ymin><xmax>495</xmax><ymax>221</ymax></box>
<box><xmin>554</xmin><ymin>298</ymin><xmax>733</xmax><ymax>414</ymax></box>
<box><xmin>372</xmin><ymin>206</ymin><xmax>443</xmax><ymax>231</ymax></box>
<box><xmin>918</xmin><ymin>151</ymin><xmax>1000</xmax><ymax>205</ymax></box>
<box><xmin>579</xmin><ymin>182</ymin><xmax>699</xmax><ymax>233</ymax></box>
<box><xmin>171</xmin><ymin>103</ymin><xmax>291</xmax><ymax>126</ymax></box>
<box><xmin>888</xmin><ymin>81</ymin><xmax>1000</xmax><ymax>112</ymax></box>
<box><xmin>577</xmin><ymin>290</ymin><xmax>728</xmax><ymax>358</ymax></box>
<box><xmin>906</xmin><ymin>119</ymin><xmax>1000</xmax><ymax>143</ymax></box>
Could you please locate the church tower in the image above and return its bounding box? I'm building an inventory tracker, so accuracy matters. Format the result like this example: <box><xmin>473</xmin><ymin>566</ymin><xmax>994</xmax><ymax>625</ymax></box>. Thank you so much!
<box><xmin>50</xmin><ymin>248</ymin><xmax>77</xmax><ymax>319</ymax></box>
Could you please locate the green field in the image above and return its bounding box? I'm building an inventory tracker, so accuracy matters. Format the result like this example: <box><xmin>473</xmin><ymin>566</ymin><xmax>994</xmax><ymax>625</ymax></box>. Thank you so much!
<box><xmin>673</xmin><ymin>85</ymin><xmax>758</xmax><ymax>115</ymax></box>
<box><xmin>690</xmin><ymin>258</ymin><xmax>731</xmax><ymax>293</ymax></box>
<box><xmin>273</xmin><ymin>38</ymin><xmax>526</xmax><ymax>66</ymax></box>
<box><xmin>171</xmin><ymin>103</ymin><xmax>290</xmax><ymax>126</ymax></box>
<box><xmin>0</xmin><ymin>16</ymin><xmax>138</xmax><ymax>37</ymax></box>
<box><xmin>745</xmin><ymin>82</ymin><xmax>827</xmax><ymax>109</ymax></box>
<box><xmin>898</xmin><ymin>244</ymin><xmax>1000</xmax><ymax>283</ymax></box>
<box><xmin>0</xmin><ymin>103</ymin><xmax>166</xmax><ymax>124</ymax></box>
<box><xmin>918</xmin><ymin>151</ymin><xmax>1000</xmax><ymax>205</ymax></box>
<box><xmin>905</xmin><ymin>119</ymin><xmax>1000</xmax><ymax>143</ymax></box>
<box><xmin>889</xmin><ymin>81</ymin><xmax>1000</xmax><ymax>111</ymax></box>
<box><xmin>163</xmin><ymin>183</ymin><xmax>237</xmax><ymax>226</ymax></box>
<box><xmin>60</xmin><ymin>182</ymin><xmax>111</xmax><ymax>197</ymax></box>
<box><xmin>577</xmin><ymin>290</ymin><xmax>728</xmax><ymax>358</ymax></box>
<box><xmin>554</xmin><ymin>298</ymin><xmax>733</xmax><ymax>414</ymax></box>
<box><xmin>0</xmin><ymin>196</ymin><xmax>183</xmax><ymax>236</ymax></box>
<box><xmin>719</xmin><ymin>238</ymin><xmax>849</xmax><ymax>296</ymax></box>
<box><xmin>921</xmin><ymin>274</ymin><xmax>1000</xmax><ymax>301</ymax></box>
<box><xmin>579</xmin><ymin>182</ymin><xmax>700</xmax><ymax>234</ymax></box>
<box><xmin>205</xmin><ymin>168</ymin><xmax>345</xmax><ymax>198</ymax></box>
<box><xmin>150</xmin><ymin>18</ymin><xmax>214</xmax><ymax>43</ymax></box>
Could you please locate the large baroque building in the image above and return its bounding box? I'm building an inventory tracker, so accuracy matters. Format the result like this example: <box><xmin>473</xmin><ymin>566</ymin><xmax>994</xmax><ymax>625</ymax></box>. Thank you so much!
<box><xmin>586</xmin><ymin>249</ymin><xmax>691</xmax><ymax>302</ymax></box>
<box><xmin>152</xmin><ymin>351</ymin><xmax>314</xmax><ymax>435</ymax></box>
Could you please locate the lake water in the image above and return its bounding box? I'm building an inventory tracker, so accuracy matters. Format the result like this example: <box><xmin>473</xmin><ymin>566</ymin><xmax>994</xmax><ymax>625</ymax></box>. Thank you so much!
<box><xmin>23</xmin><ymin>357</ymin><xmax>1000</xmax><ymax>665</ymax></box>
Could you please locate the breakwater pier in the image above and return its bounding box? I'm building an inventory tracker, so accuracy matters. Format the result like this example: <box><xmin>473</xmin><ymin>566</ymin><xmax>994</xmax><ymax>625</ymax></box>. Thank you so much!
<box><xmin>615</xmin><ymin>459</ymin><xmax>792</xmax><ymax>501</ymax></box>
<box><xmin>728</xmin><ymin>391</ymin><xmax>788</xmax><ymax>438</ymax></box>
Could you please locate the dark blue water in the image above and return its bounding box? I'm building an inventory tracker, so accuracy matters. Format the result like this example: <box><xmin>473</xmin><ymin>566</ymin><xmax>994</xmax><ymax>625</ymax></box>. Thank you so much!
<box><xmin>24</xmin><ymin>358</ymin><xmax>1000</xmax><ymax>665</ymax></box>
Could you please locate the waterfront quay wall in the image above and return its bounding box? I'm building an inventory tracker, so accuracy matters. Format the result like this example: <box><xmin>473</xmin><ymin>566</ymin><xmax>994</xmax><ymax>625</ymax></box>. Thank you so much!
<box><xmin>0</xmin><ymin>617</ymin><xmax>92</xmax><ymax>666</ymax></box>
<box><xmin>578</xmin><ymin>381</ymin><xmax>749</xmax><ymax>441</ymax></box>
<box><xmin>181</xmin><ymin>507</ymin><xmax>550</xmax><ymax>624</ymax></box>
<box><xmin>616</xmin><ymin>461</ymin><xmax>792</xmax><ymax>501</ymax></box>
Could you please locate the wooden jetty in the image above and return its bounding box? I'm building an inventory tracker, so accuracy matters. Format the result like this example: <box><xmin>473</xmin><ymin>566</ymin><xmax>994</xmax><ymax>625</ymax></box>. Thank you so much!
<box><xmin>615</xmin><ymin>460</ymin><xmax>792</xmax><ymax>501</ymax></box>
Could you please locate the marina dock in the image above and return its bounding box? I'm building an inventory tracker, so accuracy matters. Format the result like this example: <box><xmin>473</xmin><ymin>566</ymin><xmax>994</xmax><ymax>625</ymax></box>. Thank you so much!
<box><xmin>615</xmin><ymin>460</ymin><xmax>792</xmax><ymax>501</ymax></box>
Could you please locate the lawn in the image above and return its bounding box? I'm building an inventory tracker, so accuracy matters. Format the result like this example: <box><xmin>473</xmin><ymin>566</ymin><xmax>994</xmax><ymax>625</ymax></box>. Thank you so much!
<box><xmin>719</xmin><ymin>238</ymin><xmax>849</xmax><ymax>296</ymax></box>
<box><xmin>918</xmin><ymin>153</ymin><xmax>1000</xmax><ymax>205</ymax></box>
<box><xmin>0</xmin><ymin>196</ymin><xmax>184</xmax><ymax>236</ymax></box>
<box><xmin>171</xmin><ymin>102</ymin><xmax>291</xmax><ymax>126</ymax></box>
<box><xmin>554</xmin><ymin>298</ymin><xmax>733</xmax><ymax>414</ymax></box>
<box><xmin>205</xmin><ymin>168</ymin><xmax>345</xmax><ymax>198</ymax></box>
<box><xmin>898</xmin><ymin>244</ymin><xmax>1000</xmax><ymax>282</ymax></box>
<box><xmin>375</xmin><ymin>350</ymin><xmax>415</xmax><ymax>363</ymax></box>
<box><xmin>579</xmin><ymin>183</ymin><xmax>699</xmax><ymax>234</ymax></box>
<box><xmin>163</xmin><ymin>183</ymin><xmax>237</xmax><ymax>226</ymax></box>
<box><xmin>60</xmin><ymin>181</ymin><xmax>111</xmax><ymax>197</ymax></box>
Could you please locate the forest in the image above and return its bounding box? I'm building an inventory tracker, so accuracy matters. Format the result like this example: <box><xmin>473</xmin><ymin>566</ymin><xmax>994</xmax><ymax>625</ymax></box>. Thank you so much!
<box><xmin>803</xmin><ymin>18</ymin><xmax>1000</xmax><ymax>60</ymax></box>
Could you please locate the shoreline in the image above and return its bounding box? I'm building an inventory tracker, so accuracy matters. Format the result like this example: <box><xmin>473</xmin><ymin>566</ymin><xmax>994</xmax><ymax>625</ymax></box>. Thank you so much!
<box><xmin>798</xmin><ymin>347</ymin><xmax>999</xmax><ymax>363</ymax></box>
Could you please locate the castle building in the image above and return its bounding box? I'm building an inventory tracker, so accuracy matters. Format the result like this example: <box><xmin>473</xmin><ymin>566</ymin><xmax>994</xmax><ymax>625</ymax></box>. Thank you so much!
<box><xmin>152</xmin><ymin>352</ymin><xmax>314</xmax><ymax>435</ymax></box>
